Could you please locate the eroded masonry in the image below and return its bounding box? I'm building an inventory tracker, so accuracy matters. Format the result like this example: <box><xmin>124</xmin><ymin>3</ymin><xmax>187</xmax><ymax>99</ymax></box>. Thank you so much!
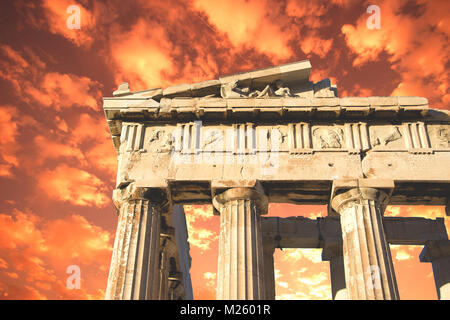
<box><xmin>102</xmin><ymin>60</ymin><xmax>450</xmax><ymax>300</ymax></box>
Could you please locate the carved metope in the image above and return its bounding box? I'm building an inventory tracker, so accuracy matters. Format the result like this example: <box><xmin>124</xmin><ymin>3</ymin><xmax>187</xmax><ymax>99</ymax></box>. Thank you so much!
<box><xmin>116</xmin><ymin>122</ymin><xmax>450</xmax><ymax>169</ymax></box>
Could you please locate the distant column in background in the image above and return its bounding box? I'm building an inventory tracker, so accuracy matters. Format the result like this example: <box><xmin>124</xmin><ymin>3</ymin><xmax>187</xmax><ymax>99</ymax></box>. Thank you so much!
<box><xmin>420</xmin><ymin>240</ymin><xmax>450</xmax><ymax>300</ymax></box>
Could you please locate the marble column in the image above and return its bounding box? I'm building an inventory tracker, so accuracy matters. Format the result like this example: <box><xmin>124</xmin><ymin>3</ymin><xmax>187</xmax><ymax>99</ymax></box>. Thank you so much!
<box><xmin>322</xmin><ymin>244</ymin><xmax>347</xmax><ymax>300</ymax></box>
<box><xmin>105</xmin><ymin>187</ymin><xmax>163</xmax><ymax>300</ymax></box>
<box><xmin>331</xmin><ymin>187</ymin><xmax>399</xmax><ymax>300</ymax></box>
<box><xmin>419</xmin><ymin>240</ymin><xmax>450</xmax><ymax>300</ymax></box>
<box><xmin>263</xmin><ymin>243</ymin><xmax>275</xmax><ymax>300</ymax></box>
<box><xmin>213</xmin><ymin>187</ymin><xmax>268</xmax><ymax>300</ymax></box>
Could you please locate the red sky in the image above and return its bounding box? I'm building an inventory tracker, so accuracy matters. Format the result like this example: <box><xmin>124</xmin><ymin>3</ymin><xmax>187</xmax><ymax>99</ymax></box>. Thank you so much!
<box><xmin>0</xmin><ymin>0</ymin><xmax>448</xmax><ymax>300</ymax></box>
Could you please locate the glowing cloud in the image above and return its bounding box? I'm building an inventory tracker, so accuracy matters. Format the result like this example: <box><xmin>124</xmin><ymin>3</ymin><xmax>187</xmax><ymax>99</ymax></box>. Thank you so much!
<box><xmin>38</xmin><ymin>165</ymin><xmax>109</xmax><ymax>208</ymax></box>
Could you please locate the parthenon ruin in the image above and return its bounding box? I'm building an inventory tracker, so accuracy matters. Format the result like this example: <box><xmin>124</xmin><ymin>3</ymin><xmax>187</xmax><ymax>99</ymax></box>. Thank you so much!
<box><xmin>102</xmin><ymin>60</ymin><xmax>450</xmax><ymax>300</ymax></box>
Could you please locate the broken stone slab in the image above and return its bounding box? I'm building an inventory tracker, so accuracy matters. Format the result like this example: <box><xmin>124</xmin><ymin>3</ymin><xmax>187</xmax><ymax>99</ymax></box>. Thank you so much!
<box><xmin>219</xmin><ymin>60</ymin><xmax>311</xmax><ymax>89</ymax></box>
<box><xmin>113</xmin><ymin>82</ymin><xmax>131</xmax><ymax>97</ymax></box>
<box><xmin>196</xmin><ymin>98</ymin><xmax>227</xmax><ymax>108</ymax></box>
<box><xmin>160</xmin><ymin>81</ymin><xmax>222</xmax><ymax>99</ymax></box>
<box><xmin>282</xmin><ymin>97</ymin><xmax>312</xmax><ymax>107</ymax></box>
<box><xmin>398</xmin><ymin>96</ymin><xmax>428</xmax><ymax>106</ymax></box>
<box><xmin>339</xmin><ymin>97</ymin><xmax>370</xmax><ymax>107</ymax></box>
<box><xmin>129</xmin><ymin>88</ymin><xmax>163</xmax><ymax>100</ymax></box>
<box><xmin>171</xmin><ymin>98</ymin><xmax>198</xmax><ymax>108</ymax></box>
<box><xmin>163</xmin><ymin>83</ymin><xmax>192</xmax><ymax>98</ymax></box>
<box><xmin>311</xmin><ymin>97</ymin><xmax>340</xmax><ymax>107</ymax></box>
<box><xmin>368</xmin><ymin>96</ymin><xmax>399</xmax><ymax>107</ymax></box>
<box><xmin>190</xmin><ymin>79</ymin><xmax>221</xmax><ymax>97</ymax></box>
<box><xmin>226</xmin><ymin>98</ymin><xmax>256</xmax><ymax>109</ymax></box>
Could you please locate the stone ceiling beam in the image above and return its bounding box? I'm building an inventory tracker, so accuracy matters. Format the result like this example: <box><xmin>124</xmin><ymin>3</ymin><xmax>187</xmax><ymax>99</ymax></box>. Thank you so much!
<box><xmin>261</xmin><ymin>216</ymin><xmax>448</xmax><ymax>249</ymax></box>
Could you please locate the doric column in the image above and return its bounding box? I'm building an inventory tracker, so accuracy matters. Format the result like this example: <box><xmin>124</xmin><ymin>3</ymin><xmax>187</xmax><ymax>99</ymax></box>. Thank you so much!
<box><xmin>263</xmin><ymin>243</ymin><xmax>275</xmax><ymax>300</ymax></box>
<box><xmin>331</xmin><ymin>187</ymin><xmax>399</xmax><ymax>300</ymax></box>
<box><xmin>105</xmin><ymin>185</ymin><xmax>165</xmax><ymax>300</ymax></box>
<box><xmin>213</xmin><ymin>187</ymin><xmax>268</xmax><ymax>300</ymax></box>
<box><xmin>419</xmin><ymin>240</ymin><xmax>450</xmax><ymax>300</ymax></box>
<box><xmin>322</xmin><ymin>243</ymin><xmax>347</xmax><ymax>300</ymax></box>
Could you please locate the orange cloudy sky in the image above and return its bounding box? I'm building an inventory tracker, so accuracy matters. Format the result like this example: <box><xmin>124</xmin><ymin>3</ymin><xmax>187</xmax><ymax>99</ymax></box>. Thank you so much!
<box><xmin>0</xmin><ymin>0</ymin><xmax>448</xmax><ymax>300</ymax></box>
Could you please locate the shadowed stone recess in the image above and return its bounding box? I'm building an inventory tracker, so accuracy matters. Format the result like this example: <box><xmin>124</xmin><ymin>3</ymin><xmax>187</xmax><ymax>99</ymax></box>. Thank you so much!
<box><xmin>262</xmin><ymin>243</ymin><xmax>275</xmax><ymax>300</ymax></box>
<box><xmin>322</xmin><ymin>243</ymin><xmax>347</xmax><ymax>300</ymax></box>
<box><xmin>420</xmin><ymin>240</ymin><xmax>450</xmax><ymax>300</ymax></box>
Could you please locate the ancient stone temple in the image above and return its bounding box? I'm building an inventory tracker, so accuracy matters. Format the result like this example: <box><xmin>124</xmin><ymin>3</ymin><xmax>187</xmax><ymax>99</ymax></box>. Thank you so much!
<box><xmin>102</xmin><ymin>60</ymin><xmax>450</xmax><ymax>300</ymax></box>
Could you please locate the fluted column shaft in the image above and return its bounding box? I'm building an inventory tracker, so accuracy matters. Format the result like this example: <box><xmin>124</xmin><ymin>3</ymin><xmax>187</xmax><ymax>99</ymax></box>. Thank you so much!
<box><xmin>105</xmin><ymin>191</ymin><xmax>162</xmax><ymax>300</ymax></box>
<box><xmin>213</xmin><ymin>187</ymin><xmax>268</xmax><ymax>300</ymax></box>
<box><xmin>331</xmin><ymin>187</ymin><xmax>399</xmax><ymax>300</ymax></box>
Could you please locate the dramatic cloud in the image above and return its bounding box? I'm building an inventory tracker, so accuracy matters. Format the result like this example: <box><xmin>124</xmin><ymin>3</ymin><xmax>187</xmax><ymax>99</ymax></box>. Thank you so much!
<box><xmin>0</xmin><ymin>0</ymin><xmax>447</xmax><ymax>300</ymax></box>
<box><xmin>34</xmin><ymin>135</ymin><xmax>86</xmax><ymax>165</ymax></box>
<box><xmin>109</xmin><ymin>21</ymin><xmax>175</xmax><ymax>89</ymax></box>
<box><xmin>184</xmin><ymin>205</ymin><xmax>218</xmax><ymax>252</ymax></box>
<box><xmin>298</xmin><ymin>272</ymin><xmax>328</xmax><ymax>286</ymax></box>
<box><xmin>203</xmin><ymin>272</ymin><xmax>216</xmax><ymax>288</ymax></box>
<box><xmin>41</xmin><ymin>0</ymin><xmax>97</xmax><ymax>47</ymax></box>
<box><xmin>300</xmin><ymin>36</ymin><xmax>334</xmax><ymax>59</ymax></box>
<box><xmin>38</xmin><ymin>164</ymin><xmax>109</xmax><ymax>208</ymax></box>
<box><xmin>0</xmin><ymin>106</ymin><xmax>19</xmax><ymax>177</ymax></box>
<box><xmin>0</xmin><ymin>45</ymin><xmax>102</xmax><ymax>111</ymax></box>
<box><xmin>342</xmin><ymin>0</ymin><xmax>450</xmax><ymax>109</ymax></box>
<box><xmin>274</xmin><ymin>253</ymin><xmax>331</xmax><ymax>300</ymax></box>
<box><xmin>193</xmin><ymin>0</ymin><xmax>292</xmax><ymax>61</ymax></box>
<box><xmin>285</xmin><ymin>0</ymin><xmax>333</xmax><ymax>28</ymax></box>
<box><xmin>391</xmin><ymin>245</ymin><xmax>415</xmax><ymax>261</ymax></box>
<box><xmin>0</xmin><ymin>210</ymin><xmax>112</xmax><ymax>299</ymax></box>
<box><xmin>27</xmin><ymin>73</ymin><xmax>101</xmax><ymax>111</ymax></box>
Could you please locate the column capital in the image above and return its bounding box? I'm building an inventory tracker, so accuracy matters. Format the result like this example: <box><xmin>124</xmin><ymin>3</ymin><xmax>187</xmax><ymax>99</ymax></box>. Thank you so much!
<box><xmin>420</xmin><ymin>240</ymin><xmax>450</xmax><ymax>262</ymax></box>
<box><xmin>328</xmin><ymin>179</ymin><xmax>394</xmax><ymax>216</ymax></box>
<box><xmin>112</xmin><ymin>183</ymin><xmax>168</xmax><ymax>210</ymax></box>
<box><xmin>212</xmin><ymin>187</ymin><xmax>268</xmax><ymax>215</ymax></box>
<box><xmin>331</xmin><ymin>187</ymin><xmax>390</xmax><ymax>214</ymax></box>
